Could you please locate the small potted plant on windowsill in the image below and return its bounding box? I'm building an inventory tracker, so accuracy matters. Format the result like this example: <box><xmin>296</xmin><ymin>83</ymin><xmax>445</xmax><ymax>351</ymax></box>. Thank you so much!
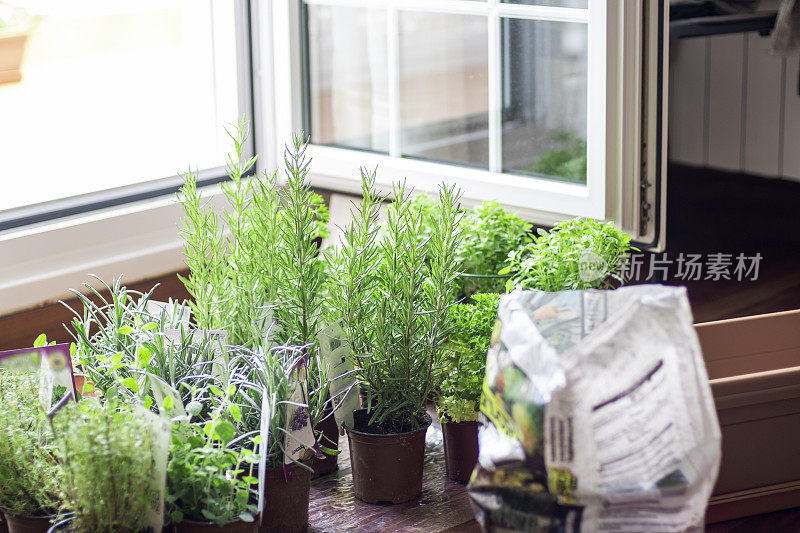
<box><xmin>234</xmin><ymin>345</ymin><xmax>315</xmax><ymax>533</ymax></box>
<box><xmin>437</xmin><ymin>292</ymin><xmax>500</xmax><ymax>483</ymax></box>
<box><xmin>0</xmin><ymin>2</ymin><xmax>34</xmax><ymax>84</ymax></box>
<box><xmin>48</xmin><ymin>399</ymin><xmax>160</xmax><ymax>533</ymax></box>
<box><xmin>325</xmin><ymin>172</ymin><xmax>462</xmax><ymax>504</ymax></box>
<box><xmin>0</xmin><ymin>372</ymin><xmax>61</xmax><ymax>533</ymax></box>
<box><xmin>456</xmin><ymin>201</ymin><xmax>532</xmax><ymax>297</ymax></box>
<box><xmin>501</xmin><ymin>217</ymin><xmax>634</xmax><ymax>292</ymax></box>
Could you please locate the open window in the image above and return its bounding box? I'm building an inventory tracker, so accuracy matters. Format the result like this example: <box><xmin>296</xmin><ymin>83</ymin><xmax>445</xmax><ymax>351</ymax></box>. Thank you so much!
<box><xmin>268</xmin><ymin>0</ymin><xmax>668</xmax><ymax>248</ymax></box>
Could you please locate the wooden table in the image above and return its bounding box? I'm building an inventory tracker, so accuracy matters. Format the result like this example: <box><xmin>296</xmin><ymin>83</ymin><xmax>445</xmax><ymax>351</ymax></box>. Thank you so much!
<box><xmin>308</xmin><ymin>412</ymin><xmax>480</xmax><ymax>533</ymax></box>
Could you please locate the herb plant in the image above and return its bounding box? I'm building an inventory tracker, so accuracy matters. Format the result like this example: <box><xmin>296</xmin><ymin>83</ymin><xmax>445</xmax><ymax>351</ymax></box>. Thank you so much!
<box><xmin>233</xmin><ymin>345</ymin><xmax>312</xmax><ymax>470</ymax></box>
<box><xmin>326</xmin><ymin>172</ymin><xmax>463</xmax><ymax>432</ymax></box>
<box><xmin>166</xmin><ymin>385</ymin><xmax>259</xmax><ymax>526</ymax></box>
<box><xmin>456</xmin><ymin>200</ymin><xmax>532</xmax><ymax>295</ymax></box>
<box><xmin>0</xmin><ymin>372</ymin><xmax>61</xmax><ymax>518</ymax></box>
<box><xmin>179</xmin><ymin>122</ymin><xmax>329</xmax><ymax>350</ymax></box>
<box><xmin>51</xmin><ymin>399</ymin><xmax>156</xmax><ymax>533</ymax></box>
<box><xmin>502</xmin><ymin>217</ymin><xmax>635</xmax><ymax>291</ymax></box>
<box><xmin>437</xmin><ymin>293</ymin><xmax>500</xmax><ymax>423</ymax></box>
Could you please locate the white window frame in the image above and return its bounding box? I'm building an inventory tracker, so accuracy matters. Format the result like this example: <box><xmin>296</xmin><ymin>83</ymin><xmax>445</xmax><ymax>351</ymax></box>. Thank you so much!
<box><xmin>269</xmin><ymin>0</ymin><xmax>665</xmax><ymax>233</ymax></box>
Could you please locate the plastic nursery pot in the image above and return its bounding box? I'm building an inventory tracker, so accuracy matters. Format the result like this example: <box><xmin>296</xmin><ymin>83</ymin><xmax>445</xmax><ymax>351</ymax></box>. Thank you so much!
<box><xmin>260</xmin><ymin>464</ymin><xmax>311</xmax><ymax>533</ymax></box>
<box><xmin>441</xmin><ymin>420</ymin><xmax>480</xmax><ymax>484</ymax></box>
<box><xmin>1</xmin><ymin>512</ymin><xmax>54</xmax><ymax>533</ymax></box>
<box><xmin>310</xmin><ymin>410</ymin><xmax>339</xmax><ymax>479</ymax></box>
<box><xmin>174</xmin><ymin>519</ymin><xmax>258</xmax><ymax>533</ymax></box>
<box><xmin>345</xmin><ymin>409</ymin><xmax>432</xmax><ymax>504</ymax></box>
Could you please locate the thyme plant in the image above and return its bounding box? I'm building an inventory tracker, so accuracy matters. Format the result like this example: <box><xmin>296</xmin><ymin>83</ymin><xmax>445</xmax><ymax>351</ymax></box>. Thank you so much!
<box><xmin>326</xmin><ymin>173</ymin><xmax>463</xmax><ymax>431</ymax></box>
<box><xmin>51</xmin><ymin>399</ymin><xmax>156</xmax><ymax>533</ymax></box>
<box><xmin>0</xmin><ymin>372</ymin><xmax>61</xmax><ymax>518</ymax></box>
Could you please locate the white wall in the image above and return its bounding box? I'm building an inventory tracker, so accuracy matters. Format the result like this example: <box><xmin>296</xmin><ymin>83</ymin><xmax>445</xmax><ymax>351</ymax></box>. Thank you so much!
<box><xmin>669</xmin><ymin>32</ymin><xmax>800</xmax><ymax>182</ymax></box>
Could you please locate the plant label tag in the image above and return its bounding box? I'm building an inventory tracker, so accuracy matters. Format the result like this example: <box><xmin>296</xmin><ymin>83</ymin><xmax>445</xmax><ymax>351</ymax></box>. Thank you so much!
<box><xmin>0</xmin><ymin>344</ymin><xmax>78</xmax><ymax>409</ymax></box>
<box><xmin>319</xmin><ymin>322</ymin><xmax>358</xmax><ymax>431</ymax></box>
<box><xmin>136</xmin><ymin>406</ymin><xmax>173</xmax><ymax>533</ymax></box>
<box><xmin>283</xmin><ymin>365</ymin><xmax>315</xmax><ymax>466</ymax></box>
<box><xmin>257</xmin><ymin>385</ymin><xmax>271</xmax><ymax>513</ymax></box>
<box><xmin>145</xmin><ymin>299</ymin><xmax>192</xmax><ymax>326</ymax></box>
<box><xmin>146</xmin><ymin>373</ymin><xmax>187</xmax><ymax>418</ymax></box>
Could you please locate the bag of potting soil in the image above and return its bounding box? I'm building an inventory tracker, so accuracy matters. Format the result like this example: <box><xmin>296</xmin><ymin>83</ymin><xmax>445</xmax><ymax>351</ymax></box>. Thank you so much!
<box><xmin>469</xmin><ymin>285</ymin><xmax>721</xmax><ymax>532</ymax></box>
<box><xmin>0</xmin><ymin>344</ymin><xmax>78</xmax><ymax>409</ymax></box>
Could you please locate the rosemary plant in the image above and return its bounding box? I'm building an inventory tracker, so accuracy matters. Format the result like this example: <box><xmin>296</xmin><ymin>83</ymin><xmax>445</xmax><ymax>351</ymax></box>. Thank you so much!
<box><xmin>326</xmin><ymin>173</ymin><xmax>463</xmax><ymax>432</ymax></box>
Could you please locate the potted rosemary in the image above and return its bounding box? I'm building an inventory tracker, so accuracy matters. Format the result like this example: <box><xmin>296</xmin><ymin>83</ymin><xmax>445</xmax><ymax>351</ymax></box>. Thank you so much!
<box><xmin>325</xmin><ymin>172</ymin><xmax>462</xmax><ymax>503</ymax></box>
<box><xmin>436</xmin><ymin>292</ymin><xmax>499</xmax><ymax>483</ymax></box>
<box><xmin>0</xmin><ymin>372</ymin><xmax>61</xmax><ymax>533</ymax></box>
<box><xmin>179</xmin><ymin>126</ymin><xmax>336</xmax><ymax>478</ymax></box>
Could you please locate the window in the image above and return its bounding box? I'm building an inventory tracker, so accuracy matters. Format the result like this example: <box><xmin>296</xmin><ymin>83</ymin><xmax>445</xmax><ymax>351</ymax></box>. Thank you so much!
<box><xmin>272</xmin><ymin>0</ymin><xmax>667</xmax><ymax>245</ymax></box>
<box><xmin>0</xmin><ymin>1</ymin><xmax>253</xmax><ymax>229</ymax></box>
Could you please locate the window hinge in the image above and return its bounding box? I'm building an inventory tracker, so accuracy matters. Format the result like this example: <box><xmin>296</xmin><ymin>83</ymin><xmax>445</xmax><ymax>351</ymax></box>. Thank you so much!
<box><xmin>639</xmin><ymin>141</ymin><xmax>652</xmax><ymax>236</ymax></box>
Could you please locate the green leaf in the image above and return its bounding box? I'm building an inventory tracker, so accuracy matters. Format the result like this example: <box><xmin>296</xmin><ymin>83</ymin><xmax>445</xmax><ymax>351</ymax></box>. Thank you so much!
<box><xmin>162</xmin><ymin>395</ymin><xmax>174</xmax><ymax>411</ymax></box>
<box><xmin>171</xmin><ymin>510</ymin><xmax>184</xmax><ymax>524</ymax></box>
<box><xmin>34</xmin><ymin>333</ymin><xmax>47</xmax><ymax>348</ymax></box>
<box><xmin>209</xmin><ymin>385</ymin><xmax>223</xmax><ymax>397</ymax></box>
<box><xmin>137</xmin><ymin>346</ymin><xmax>151</xmax><ymax>366</ymax></box>
<box><xmin>229</xmin><ymin>403</ymin><xmax>241</xmax><ymax>422</ymax></box>
<box><xmin>118</xmin><ymin>325</ymin><xmax>134</xmax><ymax>335</ymax></box>
<box><xmin>142</xmin><ymin>321</ymin><xmax>159</xmax><ymax>332</ymax></box>
<box><xmin>186</xmin><ymin>400</ymin><xmax>203</xmax><ymax>417</ymax></box>
<box><xmin>213</xmin><ymin>420</ymin><xmax>235</xmax><ymax>443</ymax></box>
<box><xmin>121</xmin><ymin>377</ymin><xmax>139</xmax><ymax>393</ymax></box>
<box><xmin>318</xmin><ymin>445</ymin><xmax>341</xmax><ymax>456</ymax></box>
<box><xmin>239</xmin><ymin>512</ymin><xmax>255</xmax><ymax>523</ymax></box>
<box><xmin>143</xmin><ymin>396</ymin><xmax>153</xmax><ymax>410</ymax></box>
<box><xmin>82</xmin><ymin>381</ymin><xmax>95</xmax><ymax>394</ymax></box>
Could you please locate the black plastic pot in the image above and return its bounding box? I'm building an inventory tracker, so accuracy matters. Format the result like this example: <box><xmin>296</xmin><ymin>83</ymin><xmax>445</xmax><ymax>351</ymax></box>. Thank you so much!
<box><xmin>345</xmin><ymin>410</ymin><xmax>431</xmax><ymax>504</ymax></box>
<box><xmin>310</xmin><ymin>410</ymin><xmax>339</xmax><ymax>479</ymax></box>
<box><xmin>174</xmin><ymin>519</ymin><xmax>257</xmax><ymax>533</ymax></box>
<box><xmin>260</xmin><ymin>464</ymin><xmax>310</xmax><ymax>533</ymax></box>
<box><xmin>441</xmin><ymin>420</ymin><xmax>480</xmax><ymax>483</ymax></box>
<box><xmin>0</xmin><ymin>512</ymin><xmax>54</xmax><ymax>533</ymax></box>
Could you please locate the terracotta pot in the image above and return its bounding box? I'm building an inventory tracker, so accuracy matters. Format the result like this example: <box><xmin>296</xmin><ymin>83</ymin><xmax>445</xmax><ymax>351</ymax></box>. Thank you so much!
<box><xmin>260</xmin><ymin>464</ymin><xmax>310</xmax><ymax>533</ymax></box>
<box><xmin>174</xmin><ymin>519</ymin><xmax>257</xmax><ymax>533</ymax></box>
<box><xmin>441</xmin><ymin>420</ymin><xmax>480</xmax><ymax>483</ymax></box>
<box><xmin>310</xmin><ymin>411</ymin><xmax>339</xmax><ymax>479</ymax></box>
<box><xmin>1</xmin><ymin>513</ymin><xmax>53</xmax><ymax>533</ymax></box>
<box><xmin>345</xmin><ymin>410</ymin><xmax>431</xmax><ymax>504</ymax></box>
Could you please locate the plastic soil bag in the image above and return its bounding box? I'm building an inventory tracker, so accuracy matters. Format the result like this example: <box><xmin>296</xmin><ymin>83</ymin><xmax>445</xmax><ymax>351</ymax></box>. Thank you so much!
<box><xmin>469</xmin><ymin>285</ymin><xmax>721</xmax><ymax>532</ymax></box>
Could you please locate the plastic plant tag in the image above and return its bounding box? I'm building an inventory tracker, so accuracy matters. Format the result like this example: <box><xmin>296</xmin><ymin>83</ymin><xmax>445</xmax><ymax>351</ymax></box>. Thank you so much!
<box><xmin>135</xmin><ymin>405</ymin><xmax>173</xmax><ymax>533</ymax></box>
<box><xmin>145</xmin><ymin>373</ymin><xmax>187</xmax><ymax>419</ymax></box>
<box><xmin>0</xmin><ymin>344</ymin><xmax>78</xmax><ymax>409</ymax></box>
<box><xmin>257</xmin><ymin>385</ymin><xmax>271</xmax><ymax>514</ymax></box>
<box><xmin>145</xmin><ymin>299</ymin><xmax>192</xmax><ymax>327</ymax></box>
<box><xmin>469</xmin><ymin>286</ymin><xmax>722</xmax><ymax>532</ymax></box>
<box><xmin>319</xmin><ymin>321</ymin><xmax>358</xmax><ymax>432</ymax></box>
<box><xmin>283</xmin><ymin>364</ymin><xmax>316</xmax><ymax>472</ymax></box>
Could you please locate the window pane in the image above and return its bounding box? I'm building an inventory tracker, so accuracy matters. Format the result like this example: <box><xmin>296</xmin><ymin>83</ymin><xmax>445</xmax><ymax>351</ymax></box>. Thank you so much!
<box><xmin>0</xmin><ymin>2</ymin><xmax>241</xmax><ymax>213</ymax></box>
<box><xmin>501</xmin><ymin>18</ymin><xmax>587</xmax><ymax>183</ymax></box>
<box><xmin>399</xmin><ymin>12</ymin><xmax>488</xmax><ymax>168</ymax></box>
<box><xmin>502</xmin><ymin>0</ymin><xmax>588</xmax><ymax>8</ymax></box>
<box><xmin>307</xmin><ymin>6</ymin><xmax>389</xmax><ymax>153</ymax></box>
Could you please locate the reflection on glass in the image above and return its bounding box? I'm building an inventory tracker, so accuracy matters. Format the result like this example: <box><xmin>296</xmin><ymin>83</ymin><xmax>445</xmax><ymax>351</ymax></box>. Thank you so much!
<box><xmin>307</xmin><ymin>6</ymin><xmax>389</xmax><ymax>153</ymax></box>
<box><xmin>502</xmin><ymin>0</ymin><xmax>588</xmax><ymax>7</ymax></box>
<box><xmin>399</xmin><ymin>12</ymin><xmax>488</xmax><ymax>167</ymax></box>
<box><xmin>501</xmin><ymin>18</ymin><xmax>587</xmax><ymax>183</ymax></box>
<box><xmin>0</xmin><ymin>3</ymin><xmax>240</xmax><ymax>213</ymax></box>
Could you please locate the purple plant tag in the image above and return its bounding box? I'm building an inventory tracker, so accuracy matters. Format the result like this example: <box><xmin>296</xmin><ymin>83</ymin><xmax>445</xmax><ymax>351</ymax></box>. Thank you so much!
<box><xmin>0</xmin><ymin>344</ymin><xmax>78</xmax><ymax>409</ymax></box>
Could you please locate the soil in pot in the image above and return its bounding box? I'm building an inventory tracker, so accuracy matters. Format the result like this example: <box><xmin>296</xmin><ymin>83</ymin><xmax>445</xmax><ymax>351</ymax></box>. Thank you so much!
<box><xmin>310</xmin><ymin>410</ymin><xmax>339</xmax><ymax>479</ymax></box>
<box><xmin>441</xmin><ymin>420</ymin><xmax>480</xmax><ymax>483</ymax></box>
<box><xmin>1</xmin><ymin>512</ymin><xmax>54</xmax><ymax>533</ymax></box>
<box><xmin>174</xmin><ymin>519</ymin><xmax>257</xmax><ymax>533</ymax></box>
<box><xmin>346</xmin><ymin>409</ymin><xmax>431</xmax><ymax>504</ymax></box>
<box><xmin>260</xmin><ymin>464</ymin><xmax>310</xmax><ymax>533</ymax></box>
